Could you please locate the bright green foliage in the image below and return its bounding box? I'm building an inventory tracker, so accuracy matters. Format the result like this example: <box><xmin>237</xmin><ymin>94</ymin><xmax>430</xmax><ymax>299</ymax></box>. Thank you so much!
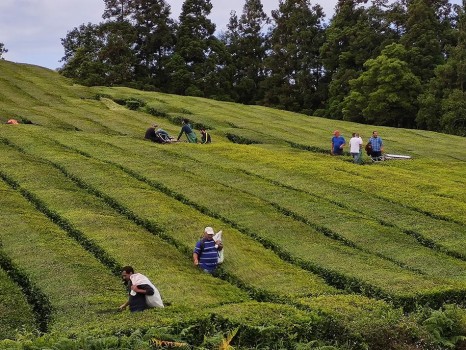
<box><xmin>42</xmin><ymin>133</ymin><xmax>466</xmax><ymax>303</ymax></box>
<box><xmin>342</xmin><ymin>43</ymin><xmax>421</xmax><ymax>127</ymax></box>
<box><xmin>422</xmin><ymin>305</ymin><xmax>466</xmax><ymax>349</ymax></box>
<box><xmin>1</xmin><ymin>131</ymin><xmax>335</xmax><ymax>300</ymax></box>
<box><xmin>0</xmin><ymin>144</ymin><xmax>249</xmax><ymax>309</ymax></box>
<box><xmin>0</xmin><ymin>177</ymin><xmax>124</xmax><ymax>335</ymax></box>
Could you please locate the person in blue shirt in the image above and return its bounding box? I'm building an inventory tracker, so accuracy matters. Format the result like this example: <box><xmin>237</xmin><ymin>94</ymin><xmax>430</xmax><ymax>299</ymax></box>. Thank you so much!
<box><xmin>193</xmin><ymin>227</ymin><xmax>223</xmax><ymax>274</ymax></box>
<box><xmin>331</xmin><ymin>130</ymin><xmax>346</xmax><ymax>155</ymax></box>
<box><xmin>368</xmin><ymin>130</ymin><xmax>384</xmax><ymax>159</ymax></box>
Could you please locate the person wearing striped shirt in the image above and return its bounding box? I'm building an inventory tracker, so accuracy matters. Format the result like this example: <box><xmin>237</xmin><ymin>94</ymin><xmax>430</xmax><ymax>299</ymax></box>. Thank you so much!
<box><xmin>193</xmin><ymin>227</ymin><xmax>223</xmax><ymax>274</ymax></box>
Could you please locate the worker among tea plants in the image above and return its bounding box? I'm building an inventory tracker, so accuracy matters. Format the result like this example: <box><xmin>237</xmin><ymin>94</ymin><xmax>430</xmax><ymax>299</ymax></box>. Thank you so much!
<box><xmin>349</xmin><ymin>132</ymin><xmax>363</xmax><ymax>163</ymax></box>
<box><xmin>331</xmin><ymin>130</ymin><xmax>346</xmax><ymax>155</ymax></box>
<box><xmin>200</xmin><ymin>128</ymin><xmax>211</xmax><ymax>144</ymax></box>
<box><xmin>177</xmin><ymin>118</ymin><xmax>198</xmax><ymax>143</ymax></box>
<box><xmin>144</xmin><ymin>124</ymin><xmax>173</xmax><ymax>143</ymax></box>
<box><xmin>193</xmin><ymin>227</ymin><xmax>223</xmax><ymax>274</ymax></box>
<box><xmin>367</xmin><ymin>130</ymin><xmax>384</xmax><ymax>160</ymax></box>
<box><xmin>119</xmin><ymin>266</ymin><xmax>164</xmax><ymax>312</ymax></box>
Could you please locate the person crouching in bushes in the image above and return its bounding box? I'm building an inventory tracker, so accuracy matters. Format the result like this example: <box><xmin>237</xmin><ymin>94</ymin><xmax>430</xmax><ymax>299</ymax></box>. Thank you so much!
<box><xmin>177</xmin><ymin>118</ymin><xmax>198</xmax><ymax>143</ymax></box>
<box><xmin>119</xmin><ymin>266</ymin><xmax>164</xmax><ymax>312</ymax></box>
<box><xmin>193</xmin><ymin>227</ymin><xmax>223</xmax><ymax>274</ymax></box>
<box><xmin>200</xmin><ymin>128</ymin><xmax>211</xmax><ymax>144</ymax></box>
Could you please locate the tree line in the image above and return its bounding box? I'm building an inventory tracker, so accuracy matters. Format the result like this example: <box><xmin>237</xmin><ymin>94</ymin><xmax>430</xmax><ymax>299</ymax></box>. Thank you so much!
<box><xmin>59</xmin><ymin>0</ymin><xmax>466</xmax><ymax>136</ymax></box>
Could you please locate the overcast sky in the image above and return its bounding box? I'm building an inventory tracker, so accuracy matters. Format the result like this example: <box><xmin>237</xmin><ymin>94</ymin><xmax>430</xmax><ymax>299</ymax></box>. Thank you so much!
<box><xmin>0</xmin><ymin>0</ymin><xmax>338</xmax><ymax>70</ymax></box>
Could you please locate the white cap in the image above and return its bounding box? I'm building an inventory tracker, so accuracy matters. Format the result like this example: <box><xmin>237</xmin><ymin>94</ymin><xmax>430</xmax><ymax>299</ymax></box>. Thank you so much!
<box><xmin>204</xmin><ymin>227</ymin><xmax>214</xmax><ymax>235</ymax></box>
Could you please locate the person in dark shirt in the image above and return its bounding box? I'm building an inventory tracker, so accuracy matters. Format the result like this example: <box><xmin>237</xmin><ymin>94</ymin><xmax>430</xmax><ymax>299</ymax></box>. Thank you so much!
<box><xmin>200</xmin><ymin>128</ymin><xmax>211</xmax><ymax>144</ymax></box>
<box><xmin>145</xmin><ymin>124</ymin><xmax>173</xmax><ymax>143</ymax></box>
<box><xmin>119</xmin><ymin>266</ymin><xmax>155</xmax><ymax>312</ymax></box>
<box><xmin>177</xmin><ymin>119</ymin><xmax>198</xmax><ymax>143</ymax></box>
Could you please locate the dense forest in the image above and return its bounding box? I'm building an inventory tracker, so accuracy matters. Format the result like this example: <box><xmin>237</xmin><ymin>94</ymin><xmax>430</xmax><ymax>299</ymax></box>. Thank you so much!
<box><xmin>57</xmin><ymin>0</ymin><xmax>466</xmax><ymax>136</ymax></box>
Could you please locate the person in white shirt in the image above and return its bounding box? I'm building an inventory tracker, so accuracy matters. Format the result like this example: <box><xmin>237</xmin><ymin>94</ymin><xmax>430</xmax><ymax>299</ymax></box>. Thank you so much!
<box><xmin>349</xmin><ymin>133</ymin><xmax>363</xmax><ymax>163</ymax></box>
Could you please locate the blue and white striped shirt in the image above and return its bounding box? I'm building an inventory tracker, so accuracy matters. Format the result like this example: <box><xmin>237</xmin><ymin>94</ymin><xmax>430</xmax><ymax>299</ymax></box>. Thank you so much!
<box><xmin>194</xmin><ymin>239</ymin><xmax>219</xmax><ymax>272</ymax></box>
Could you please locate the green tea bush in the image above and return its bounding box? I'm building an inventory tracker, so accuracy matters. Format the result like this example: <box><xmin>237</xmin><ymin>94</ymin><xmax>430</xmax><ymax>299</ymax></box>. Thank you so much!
<box><xmin>0</xmin><ymin>268</ymin><xmax>37</xmax><ymax>340</ymax></box>
<box><xmin>226</xmin><ymin>133</ymin><xmax>261</xmax><ymax>145</ymax></box>
<box><xmin>1</xmin><ymin>60</ymin><xmax>466</xmax><ymax>349</ymax></box>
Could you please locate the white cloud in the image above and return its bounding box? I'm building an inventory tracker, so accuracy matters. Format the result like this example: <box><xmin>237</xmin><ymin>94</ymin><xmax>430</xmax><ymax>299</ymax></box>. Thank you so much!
<box><xmin>0</xmin><ymin>0</ymin><xmax>335</xmax><ymax>69</ymax></box>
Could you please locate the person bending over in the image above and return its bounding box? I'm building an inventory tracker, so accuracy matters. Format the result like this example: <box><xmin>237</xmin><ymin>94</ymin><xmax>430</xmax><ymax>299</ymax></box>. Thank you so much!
<box><xmin>177</xmin><ymin>119</ymin><xmax>198</xmax><ymax>143</ymax></box>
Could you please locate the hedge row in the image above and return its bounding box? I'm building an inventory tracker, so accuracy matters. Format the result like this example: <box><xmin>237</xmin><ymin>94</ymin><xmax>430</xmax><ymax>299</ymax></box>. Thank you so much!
<box><xmin>87</xmin><ymin>85</ymin><xmax>465</xmax><ymax>163</ymax></box>
<box><xmin>86</xmin><ymin>86</ymin><xmax>466</xmax><ymax>223</ymax></box>
<box><xmin>13</xmin><ymin>131</ymin><xmax>465</xmax><ymax>309</ymax></box>
<box><xmin>152</xmin><ymin>139</ymin><xmax>466</xmax><ymax>261</ymax></box>
<box><xmin>152</xmin><ymin>148</ymin><xmax>466</xmax><ymax>279</ymax></box>
<box><xmin>5</xmin><ymin>126</ymin><xmax>461</xmax><ymax>308</ymax></box>
<box><xmin>11</xmin><ymin>134</ymin><xmax>336</xmax><ymax>299</ymax></box>
<box><xmin>0</xmin><ymin>142</ymin><xmax>248</xmax><ymax>312</ymax></box>
<box><xmin>63</xmin><ymin>136</ymin><xmax>466</xmax><ymax>300</ymax></box>
<box><xmin>0</xmin><ymin>173</ymin><xmax>124</xmax><ymax>334</ymax></box>
<box><xmin>0</xmin><ymin>260</ymin><xmax>37</xmax><ymax>339</ymax></box>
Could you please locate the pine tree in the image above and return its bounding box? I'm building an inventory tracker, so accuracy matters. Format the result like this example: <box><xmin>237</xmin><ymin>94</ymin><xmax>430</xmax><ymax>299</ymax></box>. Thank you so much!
<box><xmin>131</xmin><ymin>0</ymin><xmax>175</xmax><ymax>89</ymax></box>
<box><xmin>167</xmin><ymin>0</ymin><xmax>221</xmax><ymax>96</ymax></box>
<box><xmin>102</xmin><ymin>0</ymin><xmax>133</xmax><ymax>22</ymax></box>
<box><xmin>60</xmin><ymin>23</ymin><xmax>107</xmax><ymax>85</ymax></box>
<box><xmin>222</xmin><ymin>0</ymin><xmax>269</xmax><ymax>104</ymax></box>
<box><xmin>400</xmin><ymin>0</ymin><xmax>446</xmax><ymax>84</ymax></box>
<box><xmin>417</xmin><ymin>2</ymin><xmax>466</xmax><ymax>135</ymax></box>
<box><xmin>320</xmin><ymin>0</ymin><xmax>395</xmax><ymax>119</ymax></box>
<box><xmin>262</xmin><ymin>0</ymin><xmax>325</xmax><ymax>114</ymax></box>
<box><xmin>98</xmin><ymin>21</ymin><xmax>138</xmax><ymax>85</ymax></box>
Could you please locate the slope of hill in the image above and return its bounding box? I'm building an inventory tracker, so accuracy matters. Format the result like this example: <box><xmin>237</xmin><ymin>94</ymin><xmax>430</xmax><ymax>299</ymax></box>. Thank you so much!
<box><xmin>1</xmin><ymin>60</ymin><xmax>466</xmax><ymax>349</ymax></box>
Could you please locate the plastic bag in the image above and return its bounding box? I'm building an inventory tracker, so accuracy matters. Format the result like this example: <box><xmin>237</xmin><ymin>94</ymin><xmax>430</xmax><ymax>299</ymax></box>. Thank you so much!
<box><xmin>130</xmin><ymin>273</ymin><xmax>164</xmax><ymax>308</ymax></box>
<box><xmin>213</xmin><ymin>230</ymin><xmax>224</xmax><ymax>264</ymax></box>
<box><xmin>145</xmin><ymin>286</ymin><xmax>164</xmax><ymax>308</ymax></box>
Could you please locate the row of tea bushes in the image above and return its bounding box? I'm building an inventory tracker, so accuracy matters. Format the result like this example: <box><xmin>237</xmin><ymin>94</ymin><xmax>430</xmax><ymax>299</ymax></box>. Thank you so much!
<box><xmin>34</xmin><ymin>131</ymin><xmax>466</xmax><ymax>308</ymax></box>
<box><xmin>0</xmin><ymin>176</ymin><xmax>123</xmax><ymax>335</ymax></box>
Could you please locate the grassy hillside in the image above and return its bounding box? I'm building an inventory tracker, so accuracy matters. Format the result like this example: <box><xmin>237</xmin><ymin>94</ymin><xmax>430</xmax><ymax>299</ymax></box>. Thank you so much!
<box><xmin>1</xmin><ymin>60</ymin><xmax>466</xmax><ymax>349</ymax></box>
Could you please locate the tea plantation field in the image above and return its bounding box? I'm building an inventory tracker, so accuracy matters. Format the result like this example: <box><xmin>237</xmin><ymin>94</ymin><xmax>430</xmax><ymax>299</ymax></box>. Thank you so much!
<box><xmin>1</xmin><ymin>60</ymin><xmax>466</xmax><ymax>349</ymax></box>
